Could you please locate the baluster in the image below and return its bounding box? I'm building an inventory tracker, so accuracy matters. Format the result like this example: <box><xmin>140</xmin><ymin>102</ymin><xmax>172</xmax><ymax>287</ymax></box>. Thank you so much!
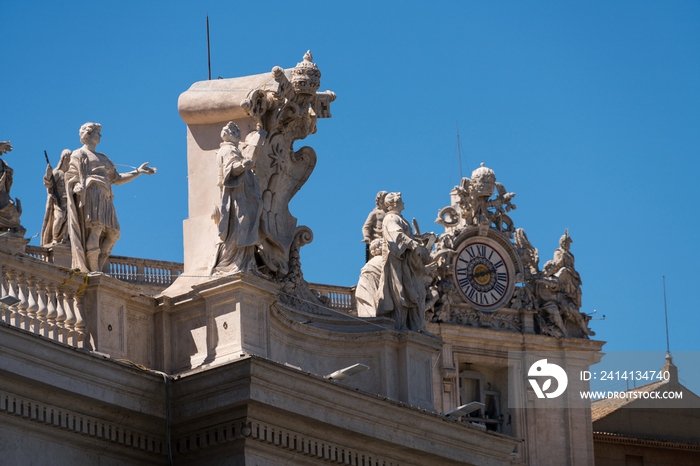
<box><xmin>16</xmin><ymin>274</ymin><xmax>28</xmax><ymax>329</ymax></box>
<box><xmin>63</xmin><ymin>290</ymin><xmax>76</xmax><ymax>331</ymax></box>
<box><xmin>55</xmin><ymin>289</ymin><xmax>67</xmax><ymax>342</ymax></box>
<box><xmin>35</xmin><ymin>279</ymin><xmax>48</xmax><ymax>335</ymax></box>
<box><xmin>2</xmin><ymin>269</ymin><xmax>17</xmax><ymax>324</ymax></box>
<box><xmin>26</xmin><ymin>277</ymin><xmax>39</xmax><ymax>333</ymax></box>
<box><xmin>73</xmin><ymin>293</ymin><xmax>86</xmax><ymax>348</ymax></box>
<box><xmin>45</xmin><ymin>283</ymin><xmax>57</xmax><ymax>339</ymax></box>
<box><xmin>137</xmin><ymin>262</ymin><xmax>144</xmax><ymax>284</ymax></box>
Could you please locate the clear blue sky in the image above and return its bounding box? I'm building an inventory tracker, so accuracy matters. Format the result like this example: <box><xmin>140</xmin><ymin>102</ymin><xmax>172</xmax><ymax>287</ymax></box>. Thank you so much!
<box><xmin>3</xmin><ymin>2</ymin><xmax>699</xmax><ymax>389</ymax></box>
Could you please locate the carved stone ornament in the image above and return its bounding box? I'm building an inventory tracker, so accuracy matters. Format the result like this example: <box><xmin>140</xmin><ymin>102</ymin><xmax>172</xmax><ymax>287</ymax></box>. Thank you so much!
<box><xmin>237</xmin><ymin>51</ymin><xmax>336</xmax><ymax>277</ymax></box>
<box><xmin>425</xmin><ymin>164</ymin><xmax>595</xmax><ymax>339</ymax></box>
<box><xmin>436</xmin><ymin>163</ymin><xmax>516</xmax><ymax>237</ymax></box>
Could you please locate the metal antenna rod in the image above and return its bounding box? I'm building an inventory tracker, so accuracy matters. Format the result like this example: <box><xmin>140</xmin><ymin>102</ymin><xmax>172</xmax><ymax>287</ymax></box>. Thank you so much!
<box><xmin>206</xmin><ymin>15</ymin><xmax>212</xmax><ymax>80</ymax></box>
<box><xmin>456</xmin><ymin>122</ymin><xmax>463</xmax><ymax>180</ymax></box>
<box><xmin>663</xmin><ymin>276</ymin><xmax>670</xmax><ymax>355</ymax></box>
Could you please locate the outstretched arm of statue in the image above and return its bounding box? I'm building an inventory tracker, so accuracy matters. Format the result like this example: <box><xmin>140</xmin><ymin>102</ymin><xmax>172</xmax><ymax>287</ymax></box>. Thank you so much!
<box><xmin>114</xmin><ymin>162</ymin><xmax>157</xmax><ymax>185</ymax></box>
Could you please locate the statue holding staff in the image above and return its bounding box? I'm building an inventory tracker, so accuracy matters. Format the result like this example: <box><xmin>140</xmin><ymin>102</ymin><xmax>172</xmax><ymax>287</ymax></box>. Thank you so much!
<box><xmin>41</xmin><ymin>149</ymin><xmax>71</xmax><ymax>247</ymax></box>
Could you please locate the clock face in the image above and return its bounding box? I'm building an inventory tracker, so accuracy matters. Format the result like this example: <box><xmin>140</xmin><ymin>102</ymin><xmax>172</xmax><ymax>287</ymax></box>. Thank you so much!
<box><xmin>454</xmin><ymin>241</ymin><xmax>512</xmax><ymax>311</ymax></box>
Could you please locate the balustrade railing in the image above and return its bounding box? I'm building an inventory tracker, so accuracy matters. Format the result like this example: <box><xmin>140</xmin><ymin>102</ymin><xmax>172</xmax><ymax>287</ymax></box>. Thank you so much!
<box><xmin>1</xmin><ymin>260</ymin><xmax>87</xmax><ymax>349</ymax></box>
<box><xmin>105</xmin><ymin>255</ymin><xmax>182</xmax><ymax>286</ymax></box>
<box><xmin>308</xmin><ymin>283</ymin><xmax>356</xmax><ymax>312</ymax></box>
<box><xmin>24</xmin><ymin>246</ymin><xmax>183</xmax><ymax>288</ymax></box>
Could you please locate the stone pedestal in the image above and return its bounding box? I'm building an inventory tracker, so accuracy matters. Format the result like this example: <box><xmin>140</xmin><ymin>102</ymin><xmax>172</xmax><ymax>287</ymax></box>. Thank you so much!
<box><xmin>164</xmin><ymin>273</ymin><xmax>279</xmax><ymax>373</ymax></box>
<box><xmin>397</xmin><ymin>334</ymin><xmax>441</xmax><ymax>408</ymax></box>
<box><xmin>0</xmin><ymin>234</ymin><xmax>29</xmax><ymax>255</ymax></box>
<box><xmin>192</xmin><ymin>273</ymin><xmax>279</xmax><ymax>365</ymax></box>
<box><xmin>47</xmin><ymin>243</ymin><xmax>72</xmax><ymax>268</ymax></box>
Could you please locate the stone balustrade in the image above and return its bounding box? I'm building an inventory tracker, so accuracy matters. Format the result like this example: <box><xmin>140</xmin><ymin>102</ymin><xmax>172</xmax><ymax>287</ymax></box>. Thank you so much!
<box><xmin>25</xmin><ymin>245</ymin><xmax>183</xmax><ymax>289</ymax></box>
<box><xmin>308</xmin><ymin>283</ymin><xmax>356</xmax><ymax>312</ymax></box>
<box><xmin>0</xmin><ymin>253</ymin><xmax>88</xmax><ymax>349</ymax></box>
<box><xmin>104</xmin><ymin>255</ymin><xmax>183</xmax><ymax>287</ymax></box>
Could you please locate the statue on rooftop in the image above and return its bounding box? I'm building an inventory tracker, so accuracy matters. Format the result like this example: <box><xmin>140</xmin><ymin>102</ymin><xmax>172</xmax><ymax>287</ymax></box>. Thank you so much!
<box><xmin>355</xmin><ymin>238</ymin><xmax>384</xmax><ymax>317</ymax></box>
<box><xmin>0</xmin><ymin>141</ymin><xmax>25</xmax><ymax>236</ymax></box>
<box><xmin>532</xmin><ymin>231</ymin><xmax>594</xmax><ymax>338</ymax></box>
<box><xmin>361</xmin><ymin>191</ymin><xmax>388</xmax><ymax>262</ymax></box>
<box><xmin>377</xmin><ymin>192</ymin><xmax>432</xmax><ymax>332</ymax></box>
<box><xmin>65</xmin><ymin>122</ymin><xmax>156</xmax><ymax>272</ymax></box>
<box><xmin>210</xmin><ymin>122</ymin><xmax>267</xmax><ymax>275</ymax></box>
<box><xmin>41</xmin><ymin>149</ymin><xmax>71</xmax><ymax>247</ymax></box>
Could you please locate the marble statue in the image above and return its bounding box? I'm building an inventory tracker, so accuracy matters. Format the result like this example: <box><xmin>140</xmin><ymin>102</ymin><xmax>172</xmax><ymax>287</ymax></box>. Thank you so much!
<box><xmin>0</xmin><ymin>141</ymin><xmax>25</xmax><ymax>235</ymax></box>
<box><xmin>65</xmin><ymin>123</ymin><xmax>156</xmax><ymax>272</ymax></box>
<box><xmin>361</xmin><ymin>191</ymin><xmax>388</xmax><ymax>262</ymax></box>
<box><xmin>509</xmin><ymin>228</ymin><xmax>538</xmax><ymax>310</ymax></box>
<box><xmin>377</xmin><ymin>192</ymin><xmax>431</xmax><ymax>332</ymax></box>
<box><xmin>355</xmin><ymin>238</ymin><xmax>383</xmax><ymax>317</ymax></box>
<box><xmin>532</xmin><ymin>232</ymin><xmax>594</xmax><ymax>338</ymax></box>
<box><xmin>41</xmin><ymin>149</ymin><xmax>71</xmax><ymax>247</ymax></box>
<box><xmin>211</xmin><ymin>122</ymin><xmax>267</xmax><ymax>275</ymax></box>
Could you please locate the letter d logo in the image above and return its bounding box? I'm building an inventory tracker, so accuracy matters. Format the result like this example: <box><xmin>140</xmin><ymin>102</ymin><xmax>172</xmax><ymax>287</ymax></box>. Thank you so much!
<box><xmin>528</xmin><ymin>359</ymin><xmax>568</xmax><ymax>399</ymax></box>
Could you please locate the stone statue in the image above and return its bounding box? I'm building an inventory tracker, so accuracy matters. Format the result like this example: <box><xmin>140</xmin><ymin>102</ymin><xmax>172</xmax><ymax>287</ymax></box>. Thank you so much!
<box><xmin>41</xmin><ymin>149</ymin><xmax>71</xmax><ymax>247</ymax></box>
<box><xmin>0</xmin><ymin>141</ymin><xmax>25</xmax><ymax>236</ymax></box>
<box><xmin>509</xmin><ymin>228</ymin><xmax>538</xmax><ymax>310</ymax></box>
<box><xmin>377</xmin><ymin>192</ymin><xmax>430</xmax><ymax>332</ymax></box>
<box><xmin>361</xmin><ymin>191</ymin><xmax>387</xmax><ymax>262</ymax></box>
<box><xmin>211</xmin><ymin>122</ymin><xmax>267</xmax><ymax>275</ymax></box>
<box><xmin>65</xmin><ymin>122</ymin><xmax>156</xmax><ymax>272</ymax></box>
<box><xmin>355</xmin><ymin>238</ymin><xmax>383</xmax><ymax>317</ymax></box>
<box><xmin>533</xmin><ymin>232</ymin><xmax>594</xmax><ymax>338</ymax></box>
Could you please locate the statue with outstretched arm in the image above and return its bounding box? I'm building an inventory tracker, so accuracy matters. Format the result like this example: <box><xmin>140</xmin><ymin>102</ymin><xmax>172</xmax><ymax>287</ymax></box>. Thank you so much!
<box><xmin>65</xmin><ymin>123</ymin><xmax>156</xmax><ymax>272</ymax></box>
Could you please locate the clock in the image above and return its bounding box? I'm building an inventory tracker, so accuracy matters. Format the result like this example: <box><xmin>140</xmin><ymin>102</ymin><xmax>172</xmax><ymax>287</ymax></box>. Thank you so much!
<box><xmin>454</xmin><ymin>238</ymin><xmax>515</xmax><ymax>311</ymax></box>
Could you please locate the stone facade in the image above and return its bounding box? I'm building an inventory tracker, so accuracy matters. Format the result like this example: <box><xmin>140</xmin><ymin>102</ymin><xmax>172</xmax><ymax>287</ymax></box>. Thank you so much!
<box><xmin>0</xmin><ymin>52</ymin><xmax>612</xmax><ymax>465</ymax></box>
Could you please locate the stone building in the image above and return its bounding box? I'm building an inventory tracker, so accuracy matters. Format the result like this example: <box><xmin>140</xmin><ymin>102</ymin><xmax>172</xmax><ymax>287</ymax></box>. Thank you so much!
<box><xmin>592</xmin><ymin>354</ymin><xmax>700</xmax><ymax>466</ymax></box>
<box><xmin>0</xmin><ymin>52</ymin><xmax>607</xmax><ymax>465</ymax></box>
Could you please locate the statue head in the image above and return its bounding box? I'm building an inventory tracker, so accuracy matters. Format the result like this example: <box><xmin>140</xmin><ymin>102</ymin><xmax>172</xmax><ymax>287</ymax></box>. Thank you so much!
<box><xmin>384</xmin><ymin>192</ymin><xmax>404</xmax><ymax>213</ymax></box>
<box><xmin>57</xmin><ymin>149</ymin><xmax>72</xmax><ymax>171</ymax></box>
<box><xmin>221</xmin><ymin>122</ymin><xmax>241</xmax><ymax>143</ymax></box>
<box><xmin>375</xmin><ymin>190</ymin><xmax>388</xmax><ymax>209</ymax></box>
<box><xmin>79</xmin><ymin>122</ymin><xmax>102</xmax><ymax>145</ymax></box>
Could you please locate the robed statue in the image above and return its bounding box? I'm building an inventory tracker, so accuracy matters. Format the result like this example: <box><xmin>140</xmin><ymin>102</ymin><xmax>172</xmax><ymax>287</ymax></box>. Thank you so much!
<box><xmin>65</xmin><ymin>123</ymin><xmax>156</xmax><ymax>272</ymax></box>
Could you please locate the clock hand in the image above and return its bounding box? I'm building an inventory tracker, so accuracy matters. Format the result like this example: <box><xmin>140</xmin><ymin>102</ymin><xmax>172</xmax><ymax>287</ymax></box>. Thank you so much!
<box><xmin>473</xmin><ymin>269</ymin><xmax>492</xmax><ymax>278</ymax></box>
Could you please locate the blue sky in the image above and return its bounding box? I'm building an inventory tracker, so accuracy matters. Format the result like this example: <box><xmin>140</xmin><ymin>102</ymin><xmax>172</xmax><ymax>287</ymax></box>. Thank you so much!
<box><xmin>3</xmin><ymin>2</ymin><xmax>699</xmax><ymax>389</ymax></box>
